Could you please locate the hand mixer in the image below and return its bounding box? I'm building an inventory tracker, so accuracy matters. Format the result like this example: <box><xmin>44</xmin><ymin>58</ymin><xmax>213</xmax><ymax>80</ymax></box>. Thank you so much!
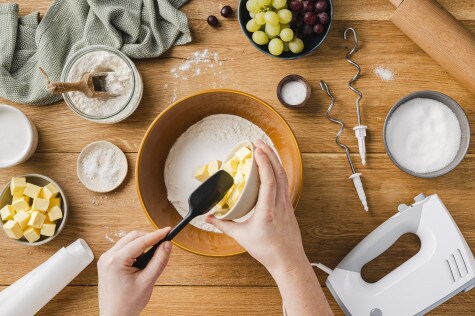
<box><xmin>315</xmin><ymin>193</ymin><xmax>475</xmax><ymax>315</ymax></box>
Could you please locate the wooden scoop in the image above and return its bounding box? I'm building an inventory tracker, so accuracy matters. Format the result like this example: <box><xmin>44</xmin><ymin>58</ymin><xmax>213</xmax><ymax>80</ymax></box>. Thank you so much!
<box><xmin>39</xmin><ymin>67</ymin><xmax>119</xmax><ymax>99</ymax></box>
<box><xmin>132</xmin><ymin>170</ymin><xmax>234</xmax><ymax>270</ymax></box>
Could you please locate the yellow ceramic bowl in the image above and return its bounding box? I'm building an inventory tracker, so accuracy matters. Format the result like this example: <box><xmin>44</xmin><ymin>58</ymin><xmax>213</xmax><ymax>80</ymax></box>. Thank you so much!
<box><xmin>136</xmin><ymin>89</ymin><xmax>303</xmax><ymax>256</ymax></box>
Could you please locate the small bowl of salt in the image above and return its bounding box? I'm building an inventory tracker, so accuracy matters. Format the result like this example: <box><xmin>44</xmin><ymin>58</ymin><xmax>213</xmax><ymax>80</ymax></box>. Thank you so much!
<box><xmin>277</xmin><ymin>75</ymin><xmax>311</xmax><ymax>109</ymax></box>
<box><xmin>383</xmin><ymin>91</ymin><xmax>470</xmax><ymax>178</ymax></box>
<box><xmin>77</xmin><ymin>141</ymin><xmax>128</xmax><ymax>193</ymax></box>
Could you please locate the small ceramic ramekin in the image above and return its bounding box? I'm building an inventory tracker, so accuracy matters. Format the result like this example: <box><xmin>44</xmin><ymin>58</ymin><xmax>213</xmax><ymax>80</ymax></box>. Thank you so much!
<box><xmin>0</xmin><ymin>105</ymin><xmax>38</xmax><ymax>168</ymax></box>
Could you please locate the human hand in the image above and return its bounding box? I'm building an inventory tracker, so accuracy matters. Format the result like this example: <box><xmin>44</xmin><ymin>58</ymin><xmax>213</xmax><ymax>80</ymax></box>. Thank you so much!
<box><xmin>98</xmin><ymin>228</ymin><xmax>172</xmax><ymax>316</ymax></box>
<box><xmin>205</xmin><ymin>140</ymin><xmax>309</xmax><ymax>277</ymax></box>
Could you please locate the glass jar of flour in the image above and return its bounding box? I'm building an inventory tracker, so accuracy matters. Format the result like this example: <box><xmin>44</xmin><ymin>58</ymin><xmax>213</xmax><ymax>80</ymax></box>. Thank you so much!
<box><xmin>61</xmin><ymin>45</ymin><xmax>143</xmax><ymax>124</ymax></box>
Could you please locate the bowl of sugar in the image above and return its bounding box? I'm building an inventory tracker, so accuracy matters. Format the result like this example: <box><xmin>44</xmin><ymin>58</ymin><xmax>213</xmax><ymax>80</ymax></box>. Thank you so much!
<box><xmin>383</xmin><ymin>91</ymin><xmax>470</xmax><ymax>178</ymax></box>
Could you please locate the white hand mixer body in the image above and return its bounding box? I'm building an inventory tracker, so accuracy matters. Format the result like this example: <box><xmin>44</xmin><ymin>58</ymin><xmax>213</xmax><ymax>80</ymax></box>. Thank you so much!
<box><xmin>317</xmin><ymin>194</ymin><xmax>475</xmax><ymax>316</ymax></box>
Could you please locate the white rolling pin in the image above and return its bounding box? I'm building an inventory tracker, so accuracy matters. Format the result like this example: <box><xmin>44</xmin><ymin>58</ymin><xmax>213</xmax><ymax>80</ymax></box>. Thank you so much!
<box><xmin>0</xmin><ymin>239</ymin><xmax>94</xmax><ymax>316</ymax></box>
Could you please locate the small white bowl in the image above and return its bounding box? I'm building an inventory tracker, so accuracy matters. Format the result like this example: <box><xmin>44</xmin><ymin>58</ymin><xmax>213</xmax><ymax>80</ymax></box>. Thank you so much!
<box><xmin>77</xmin><ymin>141</ymin><xmax>128</xmax><ymax>193</ymax></box>
<box><xmin>214</xmin><ymin>140</ymin><xmax>259</xmax><ymax>220</ymax></box>
<box><xmin>0</xmin><ymin>174</ymin><xmax>69</xmax><ymax>246</ymax></box>
<box><xmin>0</xmin><ymin>105</ymin><xmax>38</xmax><ymax>168</ymax></box>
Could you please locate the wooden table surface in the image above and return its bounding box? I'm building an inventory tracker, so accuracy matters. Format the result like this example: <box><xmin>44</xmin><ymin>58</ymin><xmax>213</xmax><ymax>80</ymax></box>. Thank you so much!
<box><xmin>1</xmin><ymin>0</ymin><xmax>474</xmax><ymax>315</ymax></box>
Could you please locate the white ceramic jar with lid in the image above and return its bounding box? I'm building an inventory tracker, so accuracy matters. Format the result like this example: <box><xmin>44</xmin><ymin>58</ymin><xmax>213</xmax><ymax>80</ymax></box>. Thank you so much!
<box><xmin>0</xmin><ymin>105</ymin><xmax>38</xmax><ymax>168</ymax></box>
<box><xmin>61</xmin><ymin>45</ymin><xmax>143</xmax><ymax>124</ymax></box>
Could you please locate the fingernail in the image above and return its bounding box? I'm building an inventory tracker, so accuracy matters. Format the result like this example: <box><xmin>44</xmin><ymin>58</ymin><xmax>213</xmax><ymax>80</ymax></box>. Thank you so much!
<box><xmin>256</xmin><ymin>139</ymin><xmax>264</xmax><ymax>146</ymax></box>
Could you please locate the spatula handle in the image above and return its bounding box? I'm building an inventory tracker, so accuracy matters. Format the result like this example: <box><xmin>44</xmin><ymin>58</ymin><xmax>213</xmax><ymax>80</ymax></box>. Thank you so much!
<box><xmin>132</xmin><ymin>216</ymin><xmax>192</xmax><ymax>270</ymax></box>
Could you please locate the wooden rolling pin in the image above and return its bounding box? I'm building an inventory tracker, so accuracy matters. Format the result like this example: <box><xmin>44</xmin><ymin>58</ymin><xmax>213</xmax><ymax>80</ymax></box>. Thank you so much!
<box><xmin>390</xmin><ymin>0</ymin><xmax>475</xmax><ymax>94</ymax></box>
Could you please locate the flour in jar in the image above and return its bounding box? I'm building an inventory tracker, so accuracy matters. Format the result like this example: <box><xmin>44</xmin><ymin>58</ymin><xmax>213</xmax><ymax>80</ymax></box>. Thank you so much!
<box><xmin>164</xmin><ymin>114</ymin><xmax>277</xmax><ymax>232</ymax></box>
<box><xmin>67</xmin><ymin>51</ymin><xmax>133</xmax><ymax>117</ymax></box>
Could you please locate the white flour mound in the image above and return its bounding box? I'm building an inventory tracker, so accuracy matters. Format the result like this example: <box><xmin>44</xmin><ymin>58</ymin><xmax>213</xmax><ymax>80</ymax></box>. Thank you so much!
<box><xmin>164</xmin><ymin>114</ymin><xmax>276</xmax><ymax>232</ymax></box>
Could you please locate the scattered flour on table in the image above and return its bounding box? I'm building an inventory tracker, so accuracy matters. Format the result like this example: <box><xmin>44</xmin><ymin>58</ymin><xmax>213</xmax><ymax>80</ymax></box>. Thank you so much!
<box><xmin>164</xmin><ymin>114</ymin><xmax>276</xmax><ymax>232</ymax></box>
<box><xmin>104</xmin><ymin>226</ymin><xmax>127</xmax><ymax>243</ymax></box>
<box><xmin>67</xmin><ymin>51</ymin><xmax>132</xmax><ymax>117</ymax></box>
<box><xmin>167</xmin><ymin>49</ymin><xmax>231</xmax><ymax>103</ymax></box>
<box><xmin>373</xmin><ymin>66</ymin><xmax>395</xmax><ymax>81</ymax></box>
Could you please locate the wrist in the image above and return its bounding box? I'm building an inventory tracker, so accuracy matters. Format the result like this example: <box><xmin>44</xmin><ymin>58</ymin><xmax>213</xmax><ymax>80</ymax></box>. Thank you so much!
<box><xmin>267</xmin><ymin>251</ymin><xmax>311</xmax><ymax>280</ymax></box>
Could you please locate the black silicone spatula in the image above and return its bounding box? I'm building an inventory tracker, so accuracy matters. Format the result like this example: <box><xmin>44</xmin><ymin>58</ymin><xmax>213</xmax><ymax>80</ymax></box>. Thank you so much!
<box><xmin>133</xmin><ymin>170</ymin><xmax>234</xmax><ymax>270</ymax></box>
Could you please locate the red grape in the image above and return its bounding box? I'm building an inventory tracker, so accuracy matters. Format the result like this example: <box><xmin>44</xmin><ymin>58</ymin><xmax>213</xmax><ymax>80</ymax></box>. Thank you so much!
<box><xmin>207</xmin><ymin>15</ymin><xmax>219</xmax><ymax>27</ymax></box>
<box><xmin>221</xmin><ymin>5</ymin><xmax>233</xmax><ymax>18</ymax></box>
<box><xmin>302</xmin><ymin>0</ymin><xmax>313</xmax><ymax>12</ymax></box>
<box><xmin>315</xmin><ymin>1</ymin><xmax>328</xmax><ymax>12</ymax></box>
<box><xmin>313</xmin><ymin>23</ymin><xmax>324</xmax><ymax>34</ymax></box>
<box><xmin>304</xmin><ymin>12</ymin><xmax>317</xmax><ymax>25</ymax></box>
<box><xmin>289</xmin><ymin>0</ymin><xmax>302</xmax><ymax>11</ymax></box>
<box><xmin>303</xmin><ymin>24</ymin><xmax>314</xmax><ymax>35</ymax></box>
<box><xmin>317</xmin><ymin>12</ymin><xmax>330</xmax><ymax>24</ymax></box>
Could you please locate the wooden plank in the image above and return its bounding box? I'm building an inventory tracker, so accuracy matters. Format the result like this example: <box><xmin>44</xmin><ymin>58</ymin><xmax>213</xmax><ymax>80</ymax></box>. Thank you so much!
<box><xmin>10</xmin><ymin>0</ymin><xmax>475</xmax><ymax>21</ymax></box>
<box><xmin>0</xmin><ymin>285</ymin><xmax>465</xmax><ymax>315</ymax></box>
<box><xmin>1</xmin><ymin>20</ymin><xmax>474</xmax><ymax>154</ymax></box>
<box><xmin>0</xmin><ymin>153</ymin><xmax>473</xmax><ymax>287</ymax></box>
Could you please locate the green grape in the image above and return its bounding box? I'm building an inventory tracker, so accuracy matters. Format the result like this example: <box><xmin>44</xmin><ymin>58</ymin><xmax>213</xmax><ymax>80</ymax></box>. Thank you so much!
<box><xmin>246</xmin><ymin>19</ymin><xmax>261</xmax><ymax>32</ymax></box>
<box><xmin>280</xmin><ymin>23</ymin><xmax>290</xmax><ymax>29</ymax></box>
<box><xmin>265</xmin><ymin>23</ymin><xmax>280</xmax><ymax>37</ymax></box>
<box><xmin>252</xmin><ymin>31</ymin><xmax>269</xmax><ymax>45</ymax></box>
<box><xmin>259</xmin><ymin>0</ymin><xmax>272</xmax><ymax>5</ymax></box>
<box><xmin>264</xmin><ymin>11</ymin><xmax>280</xmax><ymax>25</ymax></box>
<box><xmin>280</xmin><ymin>28</ymin><xmax>294</xmax><ymax>42</ymax></box>
<box><xmin>277</xmin><ymin>9</ymin><xmax>292</xmax><ymax>24</ymax></box>
<box><xmin>255</xmin><ymin>12</ymin><xmax>266</xmax><ymax>25</ymax></box>
<box><xmin>272</xmin><ymin>0</ymin><xmax>287</xmax><ymax>9</ymax></box>
<box><xmin>283</xmin><ymin>41</ymin><xmax>290</xmax><ymax>51</ymax></box>
<box><xmin>289</xmin><ymin>37</ymin><xmax>304</xmax><ymax>53</ymax></box>
<box><xmin>249</xmin><ymin>12</ymin><xmax>256</xmax><ymax>18</ymax></box>
<box><xmin>268</xmin><ymin>38</ymin><xmax>284</xmax><ymax>56</ymax></box>
<box><xmin>246</xmin><ymin>0</ymin><xmax>260</xmax><ymax>13</ymax></box>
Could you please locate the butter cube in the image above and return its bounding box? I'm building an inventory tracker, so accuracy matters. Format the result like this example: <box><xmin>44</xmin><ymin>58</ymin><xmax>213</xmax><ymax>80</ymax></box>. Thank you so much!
<box><xmin>238</xmin><ymin>158</ymin><xmax>252</xmax><ymax>175</ymax></box>
<box><xmin>0</xmin><ymin>205</ymin><xmax>16</xmax><ymax>221</ymax></box>
<box><xmin>47</xmin><ymin>206</ymin><xmax>63</xmax><ymax>221</ymax></box>
<box><xmin>14</xmin><ymin>210</ymin><xmax>31</xmax><ymax>229</ymax></box>
<box><xmin>28</xmin><ymin>211</ymin><xmax>46</xmax><ymax>228</ymax></box>
<box><xmin>13</xmin><ymin>194</ymin><xmax>30</xmax><ymax>204</ymax></box>
<box><xmin>49</xmin><ymin>197</ymin><xmax>61</xmax><ymax>209</ymax></box>
<box><xmin>32</xmin><ymin>198</ymin><xmax>49</xmax><ymax>213</ymax></box>
<box><xmin>194</xmin><ymin>164</ymin><xmax>209</xmax><ymax>182</ymax></box>
<box><xmin>12</xmin><ymin>196</ymin><xmax>30</xmax><ymax>212</ymax></box>
<box><xmin>234</xmin><ymin>172</ymin><xmax>245</xmax><ymax>188</ymax></box>
<box><xmin>23</xmin><ymin>227</ymin><xmax>40</xmax><ymax>243</ymax></box>
<box><xmin>222</xmin><ymin>158</ymin><xmax>239</xmax><ymax>174</ymax></box>
<box><xmin>42</xmin><ymin>183</ymin><xmax>59</xmax><ymax>199</ymax></box>
<box><xmin>40</xmin><ymin>223</ymin><xmax>56</xmax><ymax>237</ymax></box>
<box><xmin>227</xmin><ymin>186</ymin><xmax>242</xmax><ymax>208</ymax></box>
<box><xmin>234</xmin><ymin>146</ymin><xmax>252</xmax><ymax>162</ymax></box>
<box><xmin>10</xmin><ymin>177</ymin><xmax>26</xmax><ymax>195</ymax></box>
<box><xmin>207</xmin><ymin>160</ymin><xmax>222</xmax><ymax>176</ymax></box>
<box><xmin>215</xmin><ymin>197</ymin><xmax>228</xmax><ymax>209</ymax></box>
<box><xmin>3</xmin><ymin>220</ymin><xmax>23</xmax><ymax>239</ymax></box>
<box><xmin>24</xmin><ymin>183</ymin><xmax>42</xmax><ymax>199</ymax></box>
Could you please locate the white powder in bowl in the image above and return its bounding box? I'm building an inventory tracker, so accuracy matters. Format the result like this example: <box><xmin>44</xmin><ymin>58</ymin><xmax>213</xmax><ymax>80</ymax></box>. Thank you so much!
<box><xmin>281</xmin><ymin>80</ymin><xmax>307</xmax><ymax>106</ymax></box>
<box><xmin>386</xmin><ymin>98</ymin><xmax>461</xmax><ymax>174</ymax></box>
<box><xmin>164</xmin><ymin>114</ymin><xmax>277</xmax><ymax>232</ymax></box>
<box><xmin>78</xmin><ymin>141</ymin><xmax>128</xmax><ymax>192</ymax></box>
<box><xmin>67</xmin><ymin>50</ymin><xmax>133</xmax><ymax>117</ymax></box>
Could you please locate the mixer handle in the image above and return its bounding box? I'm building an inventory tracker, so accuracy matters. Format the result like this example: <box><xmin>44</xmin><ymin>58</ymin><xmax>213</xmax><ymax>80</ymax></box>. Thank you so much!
<box><xmin>337</xmin><ymin>202</ymin><xmax>424</xmax><ymax>273</ymax></box>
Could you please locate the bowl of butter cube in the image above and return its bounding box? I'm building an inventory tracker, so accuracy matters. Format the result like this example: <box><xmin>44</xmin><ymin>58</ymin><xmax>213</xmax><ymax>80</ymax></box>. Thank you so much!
<box><xmin>194</xmin><ymin>141</ymin><xmax>259</xmax><ymax>220</ymax></box>
<box><xmin>0</xmin><ymin>174</ymin><xmax>68</xmax><ymax>245</ymax></box>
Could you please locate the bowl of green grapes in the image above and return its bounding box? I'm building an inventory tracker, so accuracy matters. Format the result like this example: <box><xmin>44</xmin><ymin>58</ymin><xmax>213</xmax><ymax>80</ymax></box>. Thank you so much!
<box><xmin>238</xmin><ymin>0</ymin><xmax>333</xmax><ymax>59</ymax></box>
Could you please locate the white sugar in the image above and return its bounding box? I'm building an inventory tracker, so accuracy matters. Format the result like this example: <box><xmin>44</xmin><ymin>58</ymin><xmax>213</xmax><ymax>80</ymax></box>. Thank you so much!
<box><xmin>386</xmin><ymin>98</ymin><xmax>461</xmax><ymax>174</ymax></box>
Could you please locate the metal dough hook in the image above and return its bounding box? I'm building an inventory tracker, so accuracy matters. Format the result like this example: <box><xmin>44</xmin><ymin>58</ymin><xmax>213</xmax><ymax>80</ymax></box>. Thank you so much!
<box><xmin>344</xmin><ymin>27</ymin><xmax>367</xmax><ymax>165</ymax></box>
<box><xmin>320</xmin><ymin>80</ymin><xmax>368</xmax><ymax>212</ymax></box>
